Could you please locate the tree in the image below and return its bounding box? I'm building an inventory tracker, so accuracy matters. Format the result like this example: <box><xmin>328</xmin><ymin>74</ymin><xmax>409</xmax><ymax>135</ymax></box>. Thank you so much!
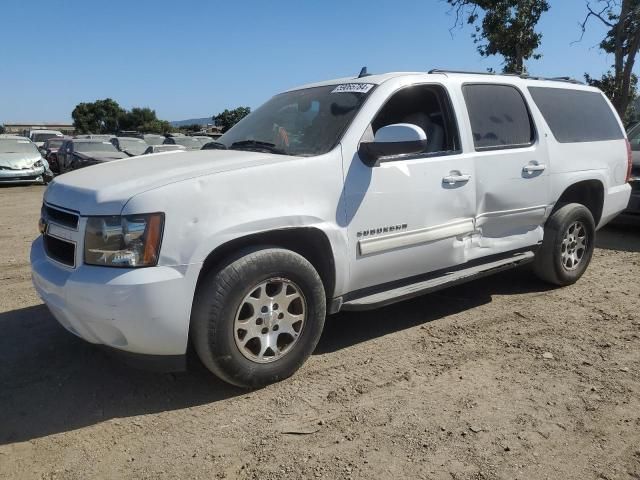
<box><xmin>585</xmin><ymin>71</ymin><xmax>639</xmax><ymax>124</ymax></box>
<box><xmin>213</xmin><ymin>107</ymin><xmax>251</xmax><ymax>133</ymax></box>
<box><xmin>72</xmin><ymin>98</ymin><xmax>125</xmax><ymax>134</ymax></box>
<box><xmin>119</xmin><ymin>107</ymin><xmax>159</xmax><ymax>131</ymax></box>
<box><xmin>447</xmin><ymin>0</ymin><xmax>550</xmax><ymax>74</ymax></box>
<box><xmin>138</xmin><ymin>119</ymin><xmax>174</xmax><ymax>135</ymax></box>
<box><xmin>0</xmin><ymin>125</ymin><xmax>5</xmax><ymax>134</ymax></box>
<box><xmin>71</xmin><ymin>101</ymin><xmax>175</xmax><ymax>134</ymax></box>
<box><xmin>579</xmin><ymin>0</ymin><xmax>640</xmax><ymax>118</ymax></box>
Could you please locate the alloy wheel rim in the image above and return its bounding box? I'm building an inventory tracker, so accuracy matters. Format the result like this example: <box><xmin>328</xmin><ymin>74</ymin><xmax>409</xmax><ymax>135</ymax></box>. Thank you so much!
<box><xmin>560</xmin><ymin>221</ymin><xmax>588</xmax><ymax>271</ymax></box>
<box><xmin>233</xmin><ymin>277</ymin><xmax>306</xmax><ymax>363</ymax></box>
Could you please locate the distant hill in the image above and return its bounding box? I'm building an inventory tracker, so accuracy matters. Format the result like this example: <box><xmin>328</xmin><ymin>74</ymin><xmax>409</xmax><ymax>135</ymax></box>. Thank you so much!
<box><xmin>170</xmin><ymin>117</ymin><xmax>213</xmax><ymax>127</ymax></box>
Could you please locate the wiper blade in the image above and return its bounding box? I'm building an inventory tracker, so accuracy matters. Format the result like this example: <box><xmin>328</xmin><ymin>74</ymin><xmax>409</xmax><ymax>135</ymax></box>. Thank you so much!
<box><xmin>203</xmin><ymin>141</ymin><xmax>228</xmax><ymax>150</ymax></box>
<box><xmin>230</xmin><ymin>140</ymin><xmax>287</xmax><ymax>155</ymax></box>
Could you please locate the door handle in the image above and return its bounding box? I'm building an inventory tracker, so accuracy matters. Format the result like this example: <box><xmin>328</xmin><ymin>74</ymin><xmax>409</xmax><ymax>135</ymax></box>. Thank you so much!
<box><xmin>523</xmin><ymin>162</ymin><xmax>546</xmax><ymax>174</ymax></box>
<box><xmin>443</xmin><ymin>171</ymin><xmax>471</xmax><ymax>185</ymax></box>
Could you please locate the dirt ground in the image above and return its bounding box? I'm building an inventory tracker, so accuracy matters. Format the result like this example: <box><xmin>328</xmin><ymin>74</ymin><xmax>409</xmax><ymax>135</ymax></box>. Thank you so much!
<box><xmin>0</xmin><ymin>185</ymin><xmax>639</xmax><ymax>480</ymax></box>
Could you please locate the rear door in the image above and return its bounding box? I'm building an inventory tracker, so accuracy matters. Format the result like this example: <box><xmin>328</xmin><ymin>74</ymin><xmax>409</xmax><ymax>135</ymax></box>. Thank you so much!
<box><xmin>460</xmin><ymin>83</ymin><xmax>551</xmax><ymax>254</ymax></box>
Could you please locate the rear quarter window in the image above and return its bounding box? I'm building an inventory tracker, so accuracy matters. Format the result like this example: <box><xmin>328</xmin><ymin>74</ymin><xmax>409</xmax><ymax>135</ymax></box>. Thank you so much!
<box><xmin>462</xmin><ymin>84</ymin><xmax>535</xmax><ymax>150</ymax></box>
<box><xmin>527</xmin><ymin>87</ymin><xmax>624</xmax><ymax>143</ymax></box>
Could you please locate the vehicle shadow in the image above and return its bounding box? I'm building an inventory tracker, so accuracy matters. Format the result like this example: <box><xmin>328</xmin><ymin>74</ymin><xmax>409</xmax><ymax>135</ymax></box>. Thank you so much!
<box><xmin>316</xmin><ymin>266</ymin><xmax>552</xmax><ymax>354</ymax></box>
<box><xmin>0</xmin><ymin>304</ymin><xmax>244</xmax><ymax>445</ymax></box>
<box><xmin>596</xmin><ymin>224</ymin><xmax>640</xmax><ymax>253</ymax></box>
<box><xmin>0</xmin><ymin>267</ymin><xmax>551</xmax><ymax>445</ymax></box>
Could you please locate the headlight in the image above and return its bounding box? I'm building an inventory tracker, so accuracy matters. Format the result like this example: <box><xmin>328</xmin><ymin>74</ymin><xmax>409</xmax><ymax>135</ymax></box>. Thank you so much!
<box><xmin>84</xmin><ymin>213</ymin><xmax>164</xmax><ymax>267</ymax></box>
<box><xmin>34</xmin><ymin>160</ymin><xmax>43</xmax><ymax>168</ymax></box>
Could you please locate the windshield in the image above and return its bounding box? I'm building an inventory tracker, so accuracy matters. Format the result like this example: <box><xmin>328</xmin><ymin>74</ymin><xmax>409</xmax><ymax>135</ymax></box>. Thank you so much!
<box><xmin>46</xmin><ymin>139</ymin><xmax>65</xmax><ymax>149</ymax></box>
<box><xmin>118</xmin><ymin>138</ymin><xmax>148</xmax><ymax>155</ymax></box>
<box><xmin>32</xmin><ymin>133</ymin><xmax>60</xmax><ymax>142</ymax></box>
<box><xmin>0</xmin><ymin>139</ymin><xmax>40</xmax><ymax>154</ymax></box>
<box><xmin>628</xmin><ymin>123</ymin><xmax>640</xmax><ymax>150</ymax></box>
<box><xmin>143</xmin><ymin>135</ymin><xmax>165</xmax><ymax>145</ymax></box>
<box><xmin>74</xmin><ymin>141</ymin><xmax>118</xmax><ymax>153</ymax></box>
<box><xmin>217</xmin><ymin>84</ymin><xmax>374</xmax><ymax>156</ymax></box>
<box><xmin>170</xmin><ymin>137</ymin><xmax>202</xmax><ymax>149</ymax></box>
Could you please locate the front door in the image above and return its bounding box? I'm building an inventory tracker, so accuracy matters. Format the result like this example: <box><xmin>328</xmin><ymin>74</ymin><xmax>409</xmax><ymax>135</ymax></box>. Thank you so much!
<box><xmin>342</xmin><ymin>84</ymin><xmax>477</xmax><ymax>292</ymax></box>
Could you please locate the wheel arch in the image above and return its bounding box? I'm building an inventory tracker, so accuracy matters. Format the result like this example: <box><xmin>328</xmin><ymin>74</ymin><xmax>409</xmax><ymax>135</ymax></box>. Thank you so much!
<box><xmin>553</xmin><ymin>179</ymin><xmax>605</xmax><ymax>226</ymax></box>
<box><xmin>195</xmin><ymin>227</ymin><xmax>337</xmax><ymax>302</ymax></box>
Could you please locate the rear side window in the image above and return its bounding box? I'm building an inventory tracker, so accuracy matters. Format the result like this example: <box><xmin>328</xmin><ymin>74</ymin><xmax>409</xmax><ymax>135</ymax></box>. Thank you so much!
<box><xmin>462</xmin><ymin>84</ymin><xmax>534</xmax><ymax>150</ymax></box>
<box><xmin>528</xmin><ymin>87</ymin><xmax>624</xmax><ymax>143</ymax></box>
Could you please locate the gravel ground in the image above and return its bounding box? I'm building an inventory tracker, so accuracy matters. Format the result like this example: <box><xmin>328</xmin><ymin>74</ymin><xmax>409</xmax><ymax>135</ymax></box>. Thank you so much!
<box><xmin>0</xmin><ymin>185</ymin><xmax>639</xmax><ymax>480</ymax></box>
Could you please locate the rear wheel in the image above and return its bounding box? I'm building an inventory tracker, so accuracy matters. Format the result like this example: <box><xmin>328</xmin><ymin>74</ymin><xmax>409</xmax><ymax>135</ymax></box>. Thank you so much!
<box><xmin>533</xmin><ymin>203</ymin><xmax>596</xmax><ymax>286</ymax></box>
<box><xmin>191</xmin><ymin>248</ymin><xmax>326</xmax><ymax>388</ymax></box>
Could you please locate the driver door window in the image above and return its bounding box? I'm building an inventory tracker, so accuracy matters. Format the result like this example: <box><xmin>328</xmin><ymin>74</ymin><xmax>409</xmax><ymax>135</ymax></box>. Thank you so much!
<box><xmin>364</xmin><ymin>85</ymin><xmax>461</xmax><ymax>156</ymax></box>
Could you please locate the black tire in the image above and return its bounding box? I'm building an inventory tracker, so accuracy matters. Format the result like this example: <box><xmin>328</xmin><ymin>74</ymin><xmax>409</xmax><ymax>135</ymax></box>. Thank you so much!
<box><xmin>191</xmin><ymin>247</ymin><xmax>326</xmax><ymax>388</ymax></box>
<box><xmin>533</xmin><ymin>203</ymin><xmax>596</xmax><ymax>286</ymax></box>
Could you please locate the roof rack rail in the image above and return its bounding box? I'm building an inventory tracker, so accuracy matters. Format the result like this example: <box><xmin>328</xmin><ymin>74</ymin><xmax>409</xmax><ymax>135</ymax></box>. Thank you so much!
<box><xmin>427</xmin><ymin>69</ymin><xmax>584</xmax><ymax>85</ymax></box>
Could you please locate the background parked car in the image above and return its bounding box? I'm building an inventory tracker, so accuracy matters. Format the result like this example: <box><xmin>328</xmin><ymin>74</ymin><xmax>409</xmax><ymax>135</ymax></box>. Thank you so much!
<box><xmin>619</xmin><ymin>123</ymin><xmax>640</xmax><ymax>222</ymax></box>
<box><xmin>28</xmin><ymin>129</ymin><xmax>63</xmax><ymax>148</ymax></box>
<box><xmin>0</xmin><ymin>136</ymin><xmax>47</xmax><ymax>184</ymax></box>
<box><xmin>142</xmin><ymin>144</ymin><xmax>187</xmax><ymax>154</ymax></box>
<box><xmin>163</xmin><ymin>135</ymin><xmax>204</xmax><ymax>150</ymax></box>
<box><xmin>57</xmin><ymin>139</ymin><xmax>128</xmax><ymax>173</ymax></box>
<box><xmin>141</xmin><ymin>134</ymin><xmax>168</xmax><ymax>145</ymax></box>
<box><xmin>191</xmin><ymin>135</ymin><xmax>216</xmax><ymax>148</ymax></box>
<box><xmin>41</xmin><ymin>136</ymin><xmax>71</xmax><ymax>174</ymax></box>
<box><xmin>111</xmin><ymin>137</ymin><xmax>148</xmax><ymax>157</ymax></box>
<box><xmin>74</xmin><ymin>134</ymin><xmax>115</xmax><ymax>141</ymax></box>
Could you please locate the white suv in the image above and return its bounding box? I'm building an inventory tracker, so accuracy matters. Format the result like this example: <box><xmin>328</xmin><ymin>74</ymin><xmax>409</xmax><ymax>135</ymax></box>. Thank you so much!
<box><xmin>31</xmin><ymin>70</ymin><xmax>632</xmax><ymax>387</ymax></box>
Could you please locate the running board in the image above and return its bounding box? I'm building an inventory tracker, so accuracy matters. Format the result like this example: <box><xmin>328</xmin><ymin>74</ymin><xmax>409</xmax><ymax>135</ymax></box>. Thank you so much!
<box><xmin>341</xmin><ymin>251</ymin><xmax>535</xmax><ymax>311</ymax></box>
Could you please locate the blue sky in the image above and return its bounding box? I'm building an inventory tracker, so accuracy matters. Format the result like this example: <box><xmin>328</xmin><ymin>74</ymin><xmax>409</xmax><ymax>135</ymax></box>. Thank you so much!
<box><xmin>0</xmin><ymin>0</ymin><xmax>616</xmax><ymax>123</ymax></box>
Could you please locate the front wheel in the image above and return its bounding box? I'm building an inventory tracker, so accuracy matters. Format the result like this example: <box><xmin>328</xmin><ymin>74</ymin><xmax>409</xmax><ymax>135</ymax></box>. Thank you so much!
<box><xmin>533</xmin><ymin>203</ymin><xmax>596</xmax><ymax>286</ymax></box>
<box><xmin>191</xmin><ymin>248</ymin><xmax>326</xmax><ymax>388</ymax></box>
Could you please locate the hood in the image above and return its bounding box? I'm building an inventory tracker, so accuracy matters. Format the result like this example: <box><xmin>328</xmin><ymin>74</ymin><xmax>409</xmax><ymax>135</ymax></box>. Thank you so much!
<box><xmin>75</xmin><ymin>151</ymin><xmax>129</xmax><ymax>162</ymax></box>
<box><xmin>45</xmin><ymin>149</ymin><xmax>297</xmax><ymax>215</ymax></box>
<box><xmin>0</xmin><ymin>152</ymin><xmax>42</xmax><ymax>169</ymax></box>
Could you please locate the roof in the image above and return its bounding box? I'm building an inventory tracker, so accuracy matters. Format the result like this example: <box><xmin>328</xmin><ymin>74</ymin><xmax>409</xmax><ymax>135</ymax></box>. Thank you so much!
<box><xmin>0</xmin><ymin>134</ymin><xmax>32</xmax><ymax>140</ymax></box>
<box><xmin>286</xmin><ymin>70</ymin><xmax>596</xmax><ymax>92</ymax></box>
<box><xmin>69</xmin><ymin>138</ymin><xmax>113</xmax><ymax>143</ymax></box>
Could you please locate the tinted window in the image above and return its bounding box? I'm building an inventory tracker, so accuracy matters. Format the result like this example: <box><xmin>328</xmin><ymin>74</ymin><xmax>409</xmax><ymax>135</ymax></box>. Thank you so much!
<box><xmin>463</xmin><ymin>84</ymin><xmax>534</xmax><ymax>150</ymax></box>
<box><xmin>74</xmin><ymin>141</ymin><xmax>118</xmax><ymax>153</ymax></box>
<box><xmin>528</xmin><ymin>87</ymin><xmax>624</xmax><ymax>143</ymax></box>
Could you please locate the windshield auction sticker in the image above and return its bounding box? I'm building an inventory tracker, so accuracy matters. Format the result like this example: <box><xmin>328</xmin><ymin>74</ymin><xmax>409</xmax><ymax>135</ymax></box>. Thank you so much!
<box><xmin>331</xmin><ymin>83</ymin><xmax>374</xmax><ymax>94</ymax></box>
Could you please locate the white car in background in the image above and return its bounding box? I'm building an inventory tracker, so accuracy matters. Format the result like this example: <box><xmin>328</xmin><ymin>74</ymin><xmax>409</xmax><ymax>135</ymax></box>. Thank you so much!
<box><xmin>32</xmin><ymin>70</ymin><xmax>631</xmax><ymax>388</ymax></box>
<box><xmin>0</xmin><ymin>136</ymin><xmax>47</xmax><ymax>184</ymax></box>
<box><xmin>29</xmin><ymin>129</ymin><xmax>63</xmax><ymax>148</ymax></box>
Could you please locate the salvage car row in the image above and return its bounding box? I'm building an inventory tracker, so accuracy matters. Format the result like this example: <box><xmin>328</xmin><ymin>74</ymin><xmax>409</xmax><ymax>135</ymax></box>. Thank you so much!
<box><xmin>0</xmin><ymin>131</ymin><xmax>220</xmax><ymax>183</ymax></box>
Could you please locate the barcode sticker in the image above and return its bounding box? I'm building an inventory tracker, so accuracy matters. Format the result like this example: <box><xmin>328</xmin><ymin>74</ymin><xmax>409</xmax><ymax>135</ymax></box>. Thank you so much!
<box><xmin>331</xmin><ymin>83</ymin><xmax>374</xmax><ymax>94</ymax></box>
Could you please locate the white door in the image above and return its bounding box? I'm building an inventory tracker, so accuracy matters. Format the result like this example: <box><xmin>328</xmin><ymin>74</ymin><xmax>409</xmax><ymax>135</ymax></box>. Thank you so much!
<box><xmin>460</xmin><ymin>83</ymin><xmax>551</xmax><ymax>254</ymax></box>
<box><xmin>341</xmin><ymin>84</ymin><xmax>477</xmax><ymax>293</ymax></box>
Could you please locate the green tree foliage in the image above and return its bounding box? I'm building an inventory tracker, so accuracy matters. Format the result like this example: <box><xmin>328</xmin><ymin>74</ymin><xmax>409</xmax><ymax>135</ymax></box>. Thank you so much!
<box><xmin>0</xmin><ymin>125</ymin><xmax>5</xmax><ymax>134</ymax></box>
<box><xmin>119</xmin><ymin>107</ymin><xmax>158</xmax><ymax>131</ymax></box>
<box><xmin>72</xmin><ymin>98</ymin><xmax>125</xmax><ymax>134</ymax></box>
<box><xmin>585</xmin><ymin>71</ymin><xmax>639</xmax><ymax>124</ymax></box>
<box><xmin>447</xmin><ymin>0</ymin><xmax>550</xmax><ymax>74</ymax></box>
<box><xmin>579</xmin><ymin>0</ymin><xmax>640</xmax><ymax>118</ymax></box>
<box><xmin>213</xmin><ymin>107</ymin><xmax>251</xmax><ymax>133</ymax></box>
<box><xmin>72</xmin><ymin>101</ymin><xmax>174</xmax><ymax>134</ymax></box>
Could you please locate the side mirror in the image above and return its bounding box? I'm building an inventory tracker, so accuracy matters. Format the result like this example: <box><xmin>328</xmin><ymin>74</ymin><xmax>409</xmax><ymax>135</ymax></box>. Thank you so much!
<box><xmin>358</xmin><ymin>123</ymin><xmax>428</xmax><ymax>167</ymax></box>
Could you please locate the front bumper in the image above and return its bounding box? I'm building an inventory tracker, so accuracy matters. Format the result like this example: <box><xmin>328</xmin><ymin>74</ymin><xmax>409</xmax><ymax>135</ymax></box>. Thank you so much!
<box><xmin>0</xmin><ymin>166</ymin><xmax>44</xmax><ymax>184</ymax></box>
<box><xmin>30</xmin><ymin>236</ymin><xmax>200</xmax><ymax>357</ymax></box>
